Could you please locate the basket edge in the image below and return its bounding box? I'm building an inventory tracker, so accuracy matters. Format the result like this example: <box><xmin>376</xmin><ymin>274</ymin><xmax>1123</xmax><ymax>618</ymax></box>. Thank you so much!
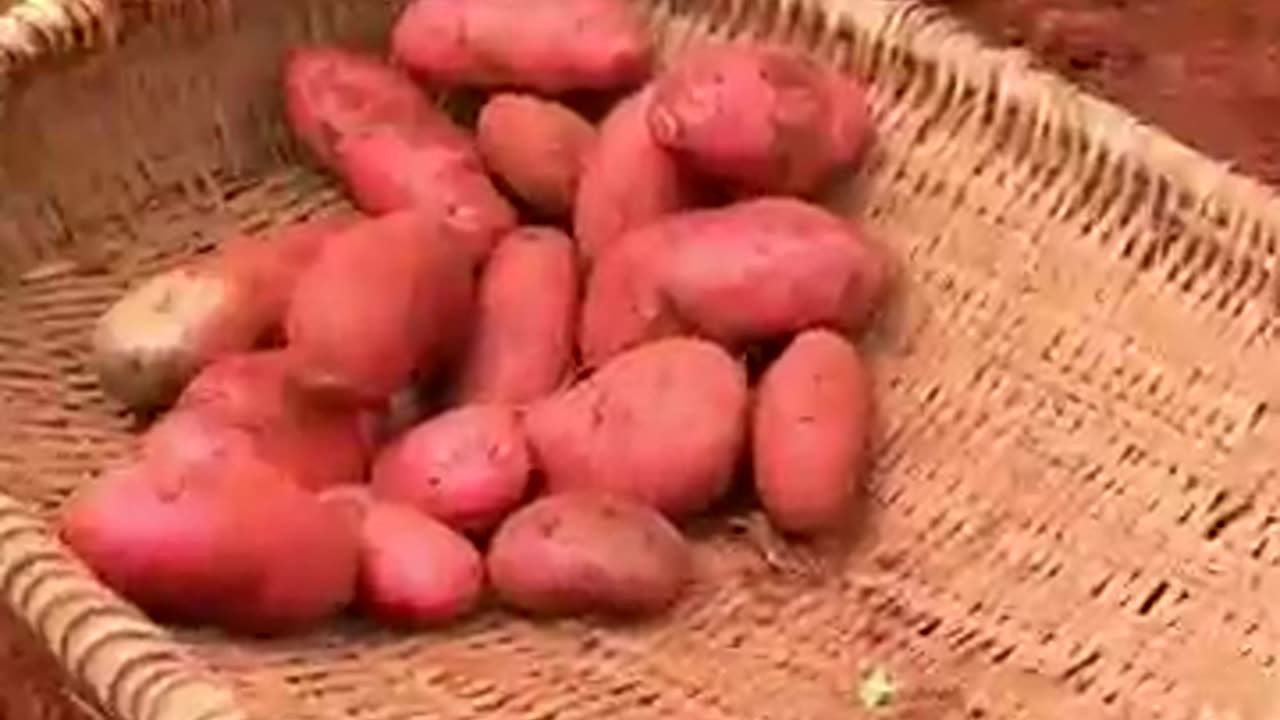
<box><xmin>0</xmin><ymin>491</ymin><xmax>250</xmax><ymax>720</ymax></box>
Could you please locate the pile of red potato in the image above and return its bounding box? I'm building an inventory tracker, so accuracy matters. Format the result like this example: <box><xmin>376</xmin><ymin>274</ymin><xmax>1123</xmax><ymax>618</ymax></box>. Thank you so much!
<box><xmin>62</xmin><ymin>0</ymin><xmax>888</xmax><ymax>635</ymax></box>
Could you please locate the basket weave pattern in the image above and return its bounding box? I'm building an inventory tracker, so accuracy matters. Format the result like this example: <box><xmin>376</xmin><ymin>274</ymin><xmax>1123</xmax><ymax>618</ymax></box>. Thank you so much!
<box><xmin>3</xmin><ymin>0</ymin><xmax>1280</xmax><ymax>718</ymax></box>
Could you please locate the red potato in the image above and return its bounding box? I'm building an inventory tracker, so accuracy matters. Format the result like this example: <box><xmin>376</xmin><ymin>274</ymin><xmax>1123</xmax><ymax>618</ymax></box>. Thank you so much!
<box><xmin>577</xmin><ymin>220</ymin><xmax>684</xmax><ymax>368</ymax></box>
<box><xmin>356</xmin><ymin>501</ymin><xmax>485</xmax><ymax>626</ymax></box>
<box><xmin>334</xmin><ymin>124</ymin><xmax>517</xmax><ymax>261</ymax></box>
<box><xmin>286</xmin><ymin>211</ymin><xmax>475</xmax><ymax>406</ymax></box>
<box><xmin>168</xmin><ymin>351</ymin><xmax>369</xmax><ymax>490</ymax></box>
<box><xmin>578</xmin><ymin>198</ymin><xmax>888</xmax><ymax>365</ymax></box>
<box><xmin>487</xmin><ymin>492</ymin><xmax>691</xmax><ymax>617</ymax></box>
<box><xmin>525</xmin><ymin>338</ymin><xmax>747</xmax><ymax>518</ymax></box>
<box><xmin>283</xmin><ymin>45</ymin><xmax>471</xmax><ymax>166</ymax></box>
<box><xmin>753</xmin><ymin>329</ymin><xmax>872</xmax><ymax>535</ymax></box>
<box><xmin>215</xmin><ymin>214</ymin><xmax>361</xmax><ymax>326</ymax></box>
<box><xmin>659</xmin><ymin>197</ymin><xmax>888</xmax><ymax>342</ymax></box>
<box><xmin>457</xmin><ymin>228</ymin><xmax>579</xmax><ymax>405</ymax></box>
<box><xmin>60</xmin><ymin>445</ymin><xmax>358</xmax><ymax>634</ymax></box>
<box><xmin>476</xmin><ymin>94</ymin><xmax>596</xmax><ymax>218</ymax></box>
<box><xmin>92</xmin><ymin>217</ymin><xmax>354</xmax><ymax>412</ymax></box>
<box><xmin>59</xmin><ymin>460</ymin><xmax>261</xmax><ymax>625</ymax></box>
<box><xmin>219</xmin><ymin>468</ymin><xmax>361</xmax><ymax>635</ymax></box>
<box><xmin>372</xmin><ymin>405</ymin><xmax>531</xmax><ymax>534</ymax></box>
<box><xmin>317</xmin><ymin>484</ymin><xmax>376</xmax><ymax>533</ymax></box>
<box><xmin>648</xmin><ymin>44</ymin><xmax>872</xmax><ymax>195</ymax></box>
<box><xmin>573</xmin><ymin>88</ymin><xmax>699</xmax><ymax>260</ymax></box>
<box><xmin>391</xmin><ymin>0</ymin><xmax>652</xmax><ymax>93</ymax></box>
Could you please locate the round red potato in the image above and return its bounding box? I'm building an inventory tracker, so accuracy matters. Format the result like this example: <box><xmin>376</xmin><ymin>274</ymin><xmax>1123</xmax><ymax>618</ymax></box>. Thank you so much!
<box><xmin>648</xmin><ymin>44</ymin><xmax>872</xmax><ymax>196</ymax></box>
<box><xmin>525</xmin><ymin>337</ymin><xmax>748</xmax><ymax>518</ymax></box>
<box><xmin>487</xmin><ymin>492</ymin><xmax>691</xmax><ymax>617</ymax></box>
<box><xmin>372</xmin><ymin>404</ymin><xmax>531</xmax><ymax>534</ymax></box>
<box><xmin>457</xmin><ymin>227</ymin><xmax>579</xmax><ymax>405</ymax></box>
<box><xmin>754</xmin><ymin>329</ymin><xmax>873</xmax><ymax>535</ymax></box>
<box><xmin>477</xmin><ymin>94</ymin><xmax>596</xmax><ymax>219</ymax></box>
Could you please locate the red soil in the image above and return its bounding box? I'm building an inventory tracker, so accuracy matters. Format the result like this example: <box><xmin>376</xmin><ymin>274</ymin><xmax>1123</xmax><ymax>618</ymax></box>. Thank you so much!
<box><xmin>936</xmin><ymin>0</ymin><xmax>1280</xmax><ymax>187</ymax></box>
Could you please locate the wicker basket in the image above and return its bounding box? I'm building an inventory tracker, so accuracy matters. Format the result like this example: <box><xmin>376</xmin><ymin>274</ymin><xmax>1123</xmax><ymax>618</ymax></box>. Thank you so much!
<box><xmin>3</xmin><ymin>0</ymin><xmax>1280</xmax><ymax>718</ymax></box>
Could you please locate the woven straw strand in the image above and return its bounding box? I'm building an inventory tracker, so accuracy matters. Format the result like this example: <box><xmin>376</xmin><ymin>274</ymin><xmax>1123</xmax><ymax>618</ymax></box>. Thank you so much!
<box><xmin>0</xmin><ymin>0</ymin><xmax>119</xmax><ymax>80</ymax></box>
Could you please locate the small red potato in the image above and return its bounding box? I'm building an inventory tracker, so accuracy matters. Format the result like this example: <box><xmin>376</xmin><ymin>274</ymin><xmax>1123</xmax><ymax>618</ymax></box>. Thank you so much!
<box><xmin>457</xmin><ymin>227</ymin><xmax>579</xmax><ymax>405</ymax></box>
<box><xmin>573</xmin><ymin>88</ymin><xmax>698</xmax><ymax>260</ymax></box>
<box><xmin>355</xmin><ymin>501</ymin><xmax>486</xmax><ymax>627</ymax></box>
<box><xmin>648</xmin><ymin>44</ymin><xmax>872</xmax><ymax>195</ymax></box>
<box><xmin>372</xmin><ymin>404</ymin><xmax>531</xmax><ymax>534</ymax></box>
<box><xmin>753</xmin><ymin>329</ymin><xmax>872</xmax><ymax>535</ymax></box>
<box><xmin>487</xmin><ymin>491</ymin><xmax>691</xmax><ymax>617</ymax></box>
<box><xmin>525</xmin><ymin>338</ymin><xmax>748</xmax><ymax>518</ymax></box>
<box><xmin>286</xmin><ymin>211</ymin><xmax>475</xmax><ymax>406</ymax></box>
<box><xmin>391</xmin><ymin>0</ymin><xmax>652</xmax><ymax>93</ymax></box>
<box><xmin>476</xmin><ymin>94</ymin><xmax>596</xmax><ymax>218</ymax></box>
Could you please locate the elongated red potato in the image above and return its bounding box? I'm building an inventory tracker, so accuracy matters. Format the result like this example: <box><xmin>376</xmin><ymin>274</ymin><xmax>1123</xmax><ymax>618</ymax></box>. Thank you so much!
<box><xmin>92</xmin><ymin>216</ymin><xmax>354</xmax><ymax>412</ymax></box>
<box><xmin>487</xmin><ymin>492</ymin><xmax>691</xmax><ymax>617</ymax></box>
<box><xmin>283</xmin><ymin>45</ymin><xmax>469</xmax><ymax>165</ymax></box>
<box><xmin>525</xmin><ymin>338</ymin><xmax>748</xmax><ymax>518</ymax></box>
<box><xmin>649</xmin><ymin>44</ymin><xmax>872</xmax><ymax>195</ymax></box>
<box><xmin>372</xmin><ymin>404</ymin><xmax>531</xmax><ymax>534</ymax></box>
<box><xmin>286</xmin><ymin>211</ymin><xmax>475</xmax><ymax>406</ymax></box>
<box><xmin>391</xmin><ymin>0</ymin><xmax>652</xmax><ymax>93</ymax></box>
<box><xmin>356</xmin><ymin>501</ymin><xmax>486</xmax><ymax>627</ymax></box>
<box><xmin>334</xmin><ymin>124</ymin><xmax>516</xmax><ymax>261</ymax></box>
<box><xmin>60</xmin><ymin>444</ymin><xmax>359</xmax><ymax>634</ymax></box>
<box><xmin>579</xmin><ymin>198</ymin><xmax>888</xmax><ymax>365</ymax></box>
<box><xmin>573</xmin><ymin>88</ymin><xmax>698</xmax><ymax>260</ymax></box>
<box><xmin>753</xmin><ymin>329</ymin><xmax>872</xmax><ymax>535</ymax></box>
<box><xmin>457</xmin><ymin>228</ymin><xmax>579</xmax><ymax>404</ymax></box>
<box><xmin>476</xmin><ymin>94</ymin><xmax>596</xmax><ymax>218</ymax></box>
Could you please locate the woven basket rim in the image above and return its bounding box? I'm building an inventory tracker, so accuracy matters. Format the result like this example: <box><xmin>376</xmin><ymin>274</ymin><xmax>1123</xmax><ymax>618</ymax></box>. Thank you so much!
<box><xmin>1</xmin><ymin>1</ymin><xmax>1278</xmax><ymax>720</ymax></box>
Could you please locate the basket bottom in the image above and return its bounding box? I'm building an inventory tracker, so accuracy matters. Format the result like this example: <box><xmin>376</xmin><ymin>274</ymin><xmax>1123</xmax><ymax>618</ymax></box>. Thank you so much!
<box><xmin>2</xmin><ymin>160</ymin><xmax>1274</xmax><ymax>720</ymax></box>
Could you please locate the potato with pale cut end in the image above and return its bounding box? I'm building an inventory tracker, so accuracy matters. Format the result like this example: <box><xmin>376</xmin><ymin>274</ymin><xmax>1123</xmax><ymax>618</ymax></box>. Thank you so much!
<box><xmin>92</xmin><ymin>267</ymin><xmax>264</xmax><ymax>412</ymax></box>
<box><xmin>92</xmin><ymin>216</ymin><xmax>354</xmax><ymax>413</ymax></box>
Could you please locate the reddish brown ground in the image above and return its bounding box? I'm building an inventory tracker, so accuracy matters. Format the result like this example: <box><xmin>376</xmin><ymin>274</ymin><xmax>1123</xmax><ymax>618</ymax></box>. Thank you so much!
<box><xmin>934</xmin><ymin>0</ymin><xmax>1280</xmax><ymax>187</ymax></box>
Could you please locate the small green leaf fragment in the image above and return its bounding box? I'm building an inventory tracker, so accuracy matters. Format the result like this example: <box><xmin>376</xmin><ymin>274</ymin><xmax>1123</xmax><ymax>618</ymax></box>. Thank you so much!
<box><xmin>858</xmin><ymin>666</ymin><xmax>896</xmax><ymax>711</ymax></box>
